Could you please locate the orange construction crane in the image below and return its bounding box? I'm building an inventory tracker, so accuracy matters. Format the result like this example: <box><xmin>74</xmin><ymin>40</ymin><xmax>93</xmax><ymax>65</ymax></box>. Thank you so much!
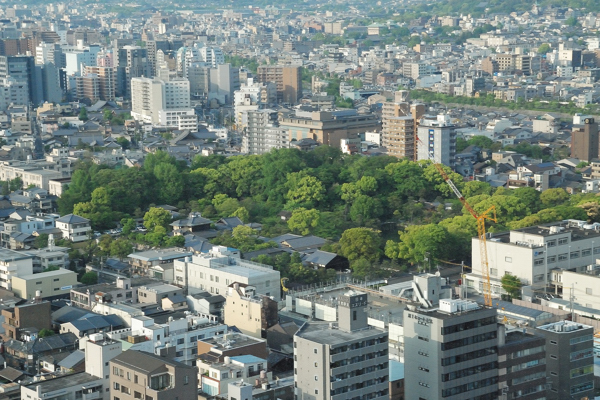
<box><xmin>432</xmin><ymin>163</ymin><xmax>496</xmax><ymax>307</ymax></box>
<box><xmin>416</xmin><ymin>133</ymin><xmax>496</xmax><ymax>306</ymax></box>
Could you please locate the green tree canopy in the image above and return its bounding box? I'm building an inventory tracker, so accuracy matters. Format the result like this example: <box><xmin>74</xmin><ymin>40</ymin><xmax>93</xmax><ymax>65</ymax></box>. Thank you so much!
<box><xmin>80</xmin><ymin>271</ymin><xmax>98</xmax><ymax>285</ymax></box>
<box><xmin>339</xmin><ymin>228</ymin><xmax>382</xmax><ymax>262</ymax></box>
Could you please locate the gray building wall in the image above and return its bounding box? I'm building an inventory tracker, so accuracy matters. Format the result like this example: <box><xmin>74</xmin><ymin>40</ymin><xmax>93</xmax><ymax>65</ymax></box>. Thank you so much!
<box><xmin>403</xmin><ymin>305</ymin><xmax>498</xmax><ymax>400</ymax></box>
<box><xmin>536</xmin><ymin>321</ymin><xmax>594</xmax><ymax>400</ymax></box>
<box><xmin>294</xmin><ymin>291</ymin><xmax>389</xmax><ymax>400</ymax></box>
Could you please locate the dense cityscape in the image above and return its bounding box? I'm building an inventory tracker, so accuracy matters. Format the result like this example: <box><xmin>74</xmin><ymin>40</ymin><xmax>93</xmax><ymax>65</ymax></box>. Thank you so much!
<box><xmin>0</xmin><ymin>0</ymin><xmax>597</xmax><ymax>399</ymax></box>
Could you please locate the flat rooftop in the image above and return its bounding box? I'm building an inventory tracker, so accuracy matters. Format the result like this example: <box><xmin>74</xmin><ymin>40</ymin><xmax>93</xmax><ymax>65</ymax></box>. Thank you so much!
<box><xmin>23</xmin><ymin>372</ymin><xmax>102</xmax><ymax>393</ymax></box>
<box><xmin>296</xmin><ymin>322</ymin><xmax>386</xmax><ymax>345</ymax></box>
<box><xmin>537</xmin><ymin>320</ymin><xmax>593</xmax><ymax>333</ymax></box>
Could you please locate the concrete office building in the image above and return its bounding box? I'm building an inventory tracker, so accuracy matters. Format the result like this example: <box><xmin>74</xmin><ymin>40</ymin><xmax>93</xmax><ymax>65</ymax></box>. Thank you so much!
<box><xmin>536</xmin><ymin>320</ymin><xmax>594</xmax><ymax>400</ymax></box>
<box><xmin>209</xmin><ymin>63</ymin><xmax>240</xmax><ymax>104</ymax></box>
<box><xmin>416</xmin><ymin>114</ymin><xmax>456</xmax><ymax>167</ymax></box>
<box><xmin>279</xmin><ymin>108</ymin><xmax>380</xmax><ymax>148</ymax></box>
<box><xmin>12</xmin><ymin>268</ymin><xmax>78</xmax><ymax>300</ymax></box>
<box><xmin>0</xmin><ymin>55</ymin><xmax>43</xmax><ymax>106</ymax></box>
<box><xmin>116</xmin><ymin>46</ymin><xmax>150</xmax><ymax>97</ymax></box>
<box><xmin>403</xmin><ymin>299</ymin><xmax>499</xmax><ymax>400</ymax></box>
<box><xmin>467</xmin><ymin>219</ymin><xmax>600</xmax><ymax>297</ymax></box>
<box><xmin>571</xmin><ymin>117</ymin><xmax>599</xmax><ymax>162</ymax></box>
<box><xmin>294</xmin><ymin>291</ymin><xmax>389</xmax><ymax>400</ymax></box>
<box><xmin>497</xmin><ymin>326</ymin><xmax>547</xmax><ymax>400</ymax></box>
<box><xmin>256</xmin><ymin>65</ymin><xmax>302</xmax><ymax>104</ymax></box>
<box><xmin>173</xmin><ymin>248</ymin><xmax>281</xmax><ymax>301</ymax></box>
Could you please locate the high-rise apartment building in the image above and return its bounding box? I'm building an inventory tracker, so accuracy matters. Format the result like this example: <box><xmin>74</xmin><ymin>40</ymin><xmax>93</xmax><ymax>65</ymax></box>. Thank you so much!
<box><xmin>536</xmin><ymin>320</ymin><xmax>594</xmax><ymax>400</ymax></box>
<box><xmin>256</xmin><ymin>65</ymin><xmax>302</xmax><ymax>104</ymax></box>
<box><xmin>242</xmin><ymin>109</ymin><xmax>280</xmax><ymax>154</ymax></box>
<box><xmin>75</xmin><ymin>65</ymin><xmax>115</xmax><ymax>102</ymax></box>
<box><xmin>403</xmin><ymin>299</ymin><xmax>499</xmax><ymax>400</ymax></box>
<box><xmin>571</xmin><ymin>117</ymin><xmax>599</xmax><ymax>162</ymax></box>
<box><xmin>294</xmin><ymin>291</ymin><xmax>389</xmax><ymax>400</ymax></box>
<box><xmin>131</xmin><ymin>77</ymin><xmax>196</xmax><ymax>130</ymax></box>
<box><xmin>417</xmin><ymin>114</ymin><xmax>456</xmax><ymax>167</ymax></box>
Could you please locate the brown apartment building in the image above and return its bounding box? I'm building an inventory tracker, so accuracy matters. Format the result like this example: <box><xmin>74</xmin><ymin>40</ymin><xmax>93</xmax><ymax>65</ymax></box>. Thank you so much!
<box><xmin>1</xmin><ymin>300</ymin><xmax>51</xmax><ymax>341</ymax></box>
<box><xmin>109</xmin><ymin>349</ymin><xmax>198</xmax><ymax>400</ymax></box>
<box><xmin>571</xmin><ymin>117</ymin><xmax>599</xmax><ymax>162</ymax></box>
<box><xmin>381</xmin><ymin>101</ymin><xmax>425</xmax><ymax>160</ymax></box>
<box><xmin>256</xmin><ymin>65</ymin><xmax>302</xmax><ymax>104</ymax></box>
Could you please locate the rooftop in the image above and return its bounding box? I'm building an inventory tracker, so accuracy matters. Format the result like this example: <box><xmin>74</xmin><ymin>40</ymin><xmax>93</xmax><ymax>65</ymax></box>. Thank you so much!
<box><xmin>537</xmin><ymin>320</ymin><xmax>593</xmax><ymax>334</ymax></box>
<box><xmin>23</xmin><ymin>372</ymin><xmax>102</xmax><ymax>393</ymax></box>
<box><xmin>296</xmin><ymin>322</ymin><xmax>386</xmax><ymax>346</ymax></box>
<box><xmin>128</xmin><ymin>248</ymin><xmax>192</xmax><ymax>262</ymax></box>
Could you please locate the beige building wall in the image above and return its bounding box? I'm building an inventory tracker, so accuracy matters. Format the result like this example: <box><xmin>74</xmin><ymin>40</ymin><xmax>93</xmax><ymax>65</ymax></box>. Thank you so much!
<box><xmin>12</xmin><ymin>269</ymin><xmax>78</xmax><ymax>299</ymax></box>
<box><xmin>223</xmin><ymin>291</ymin><xmax>263</xmax><ymax>338</ymax></box>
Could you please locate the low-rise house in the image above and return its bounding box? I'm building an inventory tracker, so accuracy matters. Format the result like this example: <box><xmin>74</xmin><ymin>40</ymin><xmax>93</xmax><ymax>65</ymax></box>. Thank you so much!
<box><xmin>302</xmin><ymin>250</ymin><xmax>349</xmax><ymax>271</ymax></box>
<box><xmin>59</xmin><ymin>314</ymin><xmax>125</xmax><ymax>337</ymax></box>
<box><xmin>55</xmin><ymin>214</ymin><xmax>91</xmax><ymax>242</ymax></box>
<box><xmin>170</xmin><ymin>212</ymin><xmax>213</xmax><ymax>235</ymax></box>
<box><xmin>127</xmin><ymin>248</ymin><xmax>192</xmax><ymax>279</ymax></box>
<box><xmin>4</xmin><ymin>332</ymin><xmax>78</xmax><ymax>373</ymax></box>
<box><xmin>70</xmin><ymin>277</ymin><xmax>136</xmax><ymax>309</ymax></box>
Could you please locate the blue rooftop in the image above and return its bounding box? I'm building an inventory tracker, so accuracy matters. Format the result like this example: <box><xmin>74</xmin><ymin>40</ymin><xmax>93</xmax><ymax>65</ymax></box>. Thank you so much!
<box><xmin>230</xmin><ymin>355</ymin><xmax>266</xmax><ymax>364</ymax></box>
<box><xmin>390</xmin><ymin>360</ymin><xmax>404</xmax><ymax>381</ymax></box>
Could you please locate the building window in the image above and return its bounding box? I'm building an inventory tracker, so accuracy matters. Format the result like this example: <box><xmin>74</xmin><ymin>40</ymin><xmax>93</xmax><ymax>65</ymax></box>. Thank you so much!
<box><xmin>314</xmin><ymin>349</ymin><xmax>317</xmax><ymax>354</ymax></box>
<box><xmin>570</xmin><ymin>251</ymin><xmax>580</xmax><ymax>259</ymax></box>
<box><xmin>505</xmin><ymin>257</ymin><xmax>512</xmax><ymax>263</ymax></box>
<box><xmin>586</xmin><ymin>288</ymin><xmax>593</xmax><ymax>295</ymax></box>
<box><xmin>559</xmin><ymin>238</ymin><xmax>569</xmax><ymax>245</ymax></box>
<box><xmin>547</xmin><ymin>240</ymin><xmax>556</xmax><ymax>247</ymax></box>
<box><xmin>558</xmin><ymin>253</ymin><xmax>568</xmax><ymax>261</ymax></box>
<box><xmin>547</xmin><ymin>256</ymin><xmax>556</xmax><ymax>263</ymax></box>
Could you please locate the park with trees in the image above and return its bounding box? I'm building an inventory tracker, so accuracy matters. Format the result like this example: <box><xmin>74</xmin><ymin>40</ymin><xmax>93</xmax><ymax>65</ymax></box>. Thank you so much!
<box><xmin>55</xmin><ymin>146</ymin><xmax>599</xmax><ymax>284</ymax></box>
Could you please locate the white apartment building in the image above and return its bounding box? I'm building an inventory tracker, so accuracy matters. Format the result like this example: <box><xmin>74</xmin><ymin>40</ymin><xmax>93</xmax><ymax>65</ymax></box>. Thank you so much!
<box><xmin>106</xmin><ymin>314</ymin><xmax>227</xmax><ymax>366</ymax></box>
<box><xmin>131</xmin><ymin>77</ymin><xmax>196</xmax><ymax>130</ymax></box>
<box><xmin>234</xmin><ymin>79</ymin><xmax>277</xmax><ymax>129</ymax></box>
<box><xmin>241</xmin><ymin>109</ymin><xmax>280</xmax><ymax>154</ymax></box>
<box><xmin>467</xmin><ymin>220</ymin><xmax>600</xmax><ymax>297</ymax></box>
<box><xmin>173</xmin><ymin>247</ymin><xmax>281</xmax><ymax>301</ymax></box>
<box><xmin>0</xmin><ymin>248</ymin><xmax>34</xmax><ymax>290</ymax></box>
<box><xmin>0</xmin><ymin>148</ymin><xmax>72</xmax><ymax>190</ymax></box>
<box><xmin>416</xmin><ymin>114</ymin><xmax>457</xmax><ymax>167</ymax></box>
<box><xmin>63</xmin><ymin>43</ymin><xmax>101</xmax><ymax>75</ymax></box>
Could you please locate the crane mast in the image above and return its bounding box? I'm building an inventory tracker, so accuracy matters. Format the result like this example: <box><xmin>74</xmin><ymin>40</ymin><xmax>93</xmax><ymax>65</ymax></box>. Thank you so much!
<box><xmin>426</xmin><ymin>150</ymin><xmax>496</xmax><ymax>307</ymax></box>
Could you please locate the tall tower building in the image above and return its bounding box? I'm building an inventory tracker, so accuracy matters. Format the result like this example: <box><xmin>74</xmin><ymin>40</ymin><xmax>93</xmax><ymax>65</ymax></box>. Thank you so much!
<box><xmin>294</xmin><ymin>291</ymin><xmax>389</xmax><ymax>400</ymax></box>
<box><xmin>0</xmin><ymin>55</ymin><xmax>43</xmax><ymax>106</ymax></box>
<box><xmin>381</xmin><ymin>96</ymin><xmax>425</xmax><ymax>160</ymax></box>
<box><xmin>256</xmin><ymin>65</ymin><xmax>302</xmax><ymax>104</ymax></box>
<box><xmin>116</xmin><ymin>46</ymin><xmax>150</xmax><ymax>98</ymax></box>
<box><xmin>403</xmin><ymin>299</ymin><xmax>499</xmax><ymax>400</ymax></box>
<box><xmin>571</xmin><ymin>117</ymin><xmax>599</xmax><ymax>162</ymax></box>
<box><xmin>417</xmin><ymin>114</ymin><xmax>457</xmax><ymax>167</ymax></box>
